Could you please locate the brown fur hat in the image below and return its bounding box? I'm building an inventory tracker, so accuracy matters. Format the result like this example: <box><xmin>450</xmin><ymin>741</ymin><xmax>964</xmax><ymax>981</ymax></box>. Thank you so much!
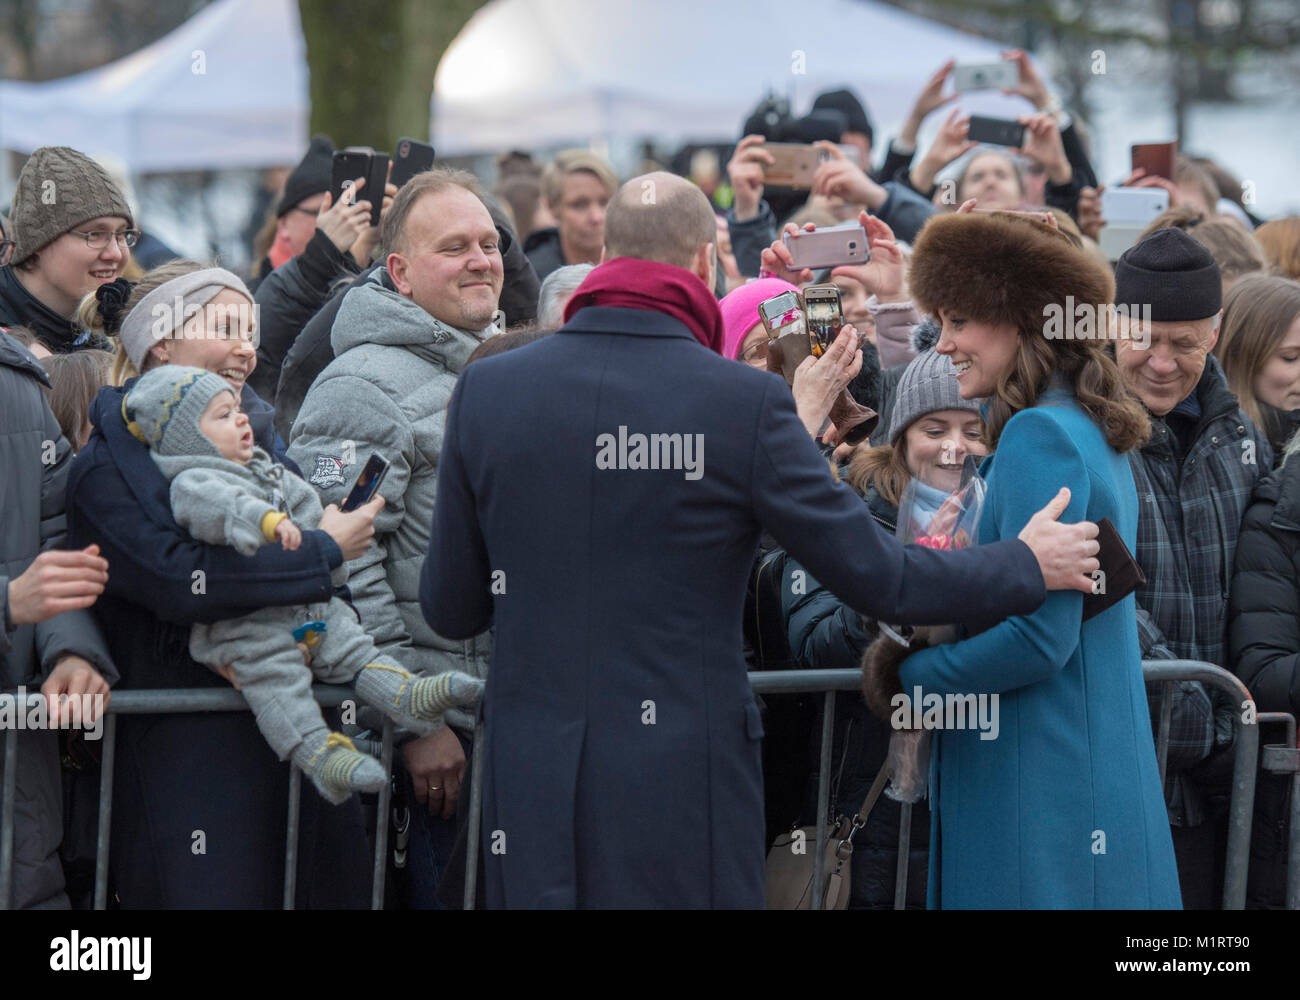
<box><xmin>909</xmin><ymin>212</ymin><xmax>1115</xmax><ymax>340</ymax></box>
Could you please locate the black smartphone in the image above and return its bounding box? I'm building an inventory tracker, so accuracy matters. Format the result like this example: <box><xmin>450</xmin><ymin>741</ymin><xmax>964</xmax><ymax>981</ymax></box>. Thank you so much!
<box><xmin>331</xmin><ymin>148</ymin><xmax>372</xmax><ymax>209</ymax></box>
<box><xmin>364</xmin><ymin>152</ymin><xmax>390</xmax><ymax>227</ymax></box>
<box><xmin>967</xmin><ymin>115</ymin><xmax>1026</xmax><ymax>148</ymax></box>
<box><xmin>392</xmin><ymin>138</ymin><xmax>436</xmax><ymax>189</ymax></box>
<box><xmin>340</xmin><ymin>453</ymin><xmax>390</xmax><ymax>512</ymax></box>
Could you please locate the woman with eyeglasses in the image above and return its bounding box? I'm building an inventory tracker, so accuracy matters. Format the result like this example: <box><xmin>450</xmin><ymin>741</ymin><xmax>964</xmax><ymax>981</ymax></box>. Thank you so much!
<box><xmin>0</xmin><ymin>146</ymin><xmax>138</xmax><ymax>355</ymax></box>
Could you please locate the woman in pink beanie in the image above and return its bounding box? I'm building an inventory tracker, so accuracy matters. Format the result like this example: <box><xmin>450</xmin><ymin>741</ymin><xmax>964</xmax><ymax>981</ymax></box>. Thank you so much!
<box><xmin>719</xmin><ymin>277</ymin><xmax>801</xmax><ymax>366</ymax></box>
<box><xmin>718</xmin><ymin>277</ymin><xmax>875</xmax><ymax>445</ymax></box>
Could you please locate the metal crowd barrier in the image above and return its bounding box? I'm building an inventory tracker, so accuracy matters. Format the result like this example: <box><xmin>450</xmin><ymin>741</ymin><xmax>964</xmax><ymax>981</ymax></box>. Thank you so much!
<box><xmin>0</xmin><ymin>660</ymin><xmax>1270</xmax><ymax>910</ymax></box>
<box><xmin>0</xmin><ymin>685</ymin><xmax>391</xmax><ymax>911</ymax></box>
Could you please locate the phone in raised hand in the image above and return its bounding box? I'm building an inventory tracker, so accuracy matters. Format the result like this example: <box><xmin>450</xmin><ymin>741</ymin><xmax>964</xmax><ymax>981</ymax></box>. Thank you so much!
<box><xmin>331</xmin><ymin>148</ymin><xmax>373</xmax><ymax>209</ymax></box>
<box><xmin>782</xmin><ymin>222</ymin><xmax>869</xmax><ymax>270</ymax></box>
<box><xmin>761</xmin><ymin>143</ymin><xmax>823</xmax><ymax>189</ymax></box>
<box><xmin>802</xmin><ymin>284</ymin><xmax>844</xmax><ymax>358</ymax></box>
<box><xmin>952</xmin><ymin>61</ymin><xmax>1019</xmax><ymax>93</ymax></box>
<box><xmin>966</xmin><ymin>116</ymin><xmax>1026</xmax><ymax>148</ymax></box>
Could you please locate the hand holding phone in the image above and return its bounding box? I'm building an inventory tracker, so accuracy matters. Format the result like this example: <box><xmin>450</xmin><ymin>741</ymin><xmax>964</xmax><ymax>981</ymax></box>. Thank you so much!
<box><xmin>331</xmin><ymin>149</ymin><xmax>373</xmax><ymax>210</ymax></box>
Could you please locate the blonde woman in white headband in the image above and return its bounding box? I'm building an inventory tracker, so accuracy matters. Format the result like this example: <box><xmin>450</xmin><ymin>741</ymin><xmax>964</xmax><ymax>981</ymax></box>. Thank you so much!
<box><xmin>63</xmin><ymin>260</ymin><xmax>385</xmax><ymax>907</ymax></box>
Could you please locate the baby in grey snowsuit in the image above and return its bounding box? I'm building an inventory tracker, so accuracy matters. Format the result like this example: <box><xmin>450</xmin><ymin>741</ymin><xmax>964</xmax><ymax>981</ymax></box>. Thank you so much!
<box><xmin>124</xmin><ymin>365</ymin><xmax>483</xmax><ymax>803</ymax></box>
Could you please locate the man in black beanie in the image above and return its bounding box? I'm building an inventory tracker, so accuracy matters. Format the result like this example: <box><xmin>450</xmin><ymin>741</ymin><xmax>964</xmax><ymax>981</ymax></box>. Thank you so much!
<box><xmin>1114</xmin><ymin>227</ymin><xmax>1272</xmax><ymax>908</ymax></box>
<box><xmin>247</xmin><ymin>134</ymin><xmax>378</xmax><ymax>398</ymax></box>
<box><xmin>255</xmin><ymin>134</ymin><xmax>345</xmax><ymax>278</ymax></box>
<box><xmin>811</xmin><ymin>87</ymin><xmax>874</xmax><ymax>169</ymax></box>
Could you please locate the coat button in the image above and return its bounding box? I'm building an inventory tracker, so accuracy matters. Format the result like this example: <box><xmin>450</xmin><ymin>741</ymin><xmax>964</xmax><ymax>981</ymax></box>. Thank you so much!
<box><xmin>1212</xmin><ymin>436</ymin><xmax>1219</xmax><ymax>444</ymax></box>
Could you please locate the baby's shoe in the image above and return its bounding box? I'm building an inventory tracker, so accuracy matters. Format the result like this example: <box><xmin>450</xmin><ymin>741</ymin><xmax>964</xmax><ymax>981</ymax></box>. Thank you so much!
<box><xmin>355</xmin><ymin>662</ymin><xmax>485</xmax><ymax>732</ymax></box>
<box><xmin>292</xmin><ymin>730</ymin><xmax>386</xmax><ymax>805</ymax></box>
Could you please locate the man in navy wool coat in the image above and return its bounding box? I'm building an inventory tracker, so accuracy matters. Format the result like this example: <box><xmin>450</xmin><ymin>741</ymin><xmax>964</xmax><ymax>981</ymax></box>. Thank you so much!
<box><xmin>420</xmin><ymin>172</ymin><xmax>1101</xmax><ymax>909</ymax></box>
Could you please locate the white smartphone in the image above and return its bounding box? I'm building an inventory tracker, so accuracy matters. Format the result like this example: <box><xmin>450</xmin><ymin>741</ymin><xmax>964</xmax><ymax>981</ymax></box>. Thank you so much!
<box><xmin>1101</xmin><ymin>187</ymin><xmax>1170</xmax><ymax>225</ymax></box>
<box><xmin>1099</xmin><ymin>224</ymin><xmax>1150</xmax><ymax>261</ymax></box>
<box><xmin>782</xmin><ymin>222</ymin><xmax>869</xmax><ymax>270</ymax></box>
<box><xmin>952</xmin><ymin>61</ymin><xmax>1019</xmax><ymax>93</ymax></box>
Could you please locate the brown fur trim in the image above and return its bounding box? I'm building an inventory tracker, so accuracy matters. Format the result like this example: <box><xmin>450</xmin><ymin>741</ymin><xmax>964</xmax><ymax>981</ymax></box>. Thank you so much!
<box><xmin>909</xmin><ymin>212</ymin><xmax>1115</xmax><ymax>340</ymax></box>
<box><xmin>860</xmin><ymin>627</ymin><xmax>937</xmax><ymax>726</ymax></box>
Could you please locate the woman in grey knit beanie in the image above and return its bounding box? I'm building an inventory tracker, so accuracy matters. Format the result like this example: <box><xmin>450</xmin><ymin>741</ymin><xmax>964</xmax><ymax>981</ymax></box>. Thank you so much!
<box><xmin>0</xmin><ymin>146</ymin><xmax>134</xmax><ymax>353</ymax></box>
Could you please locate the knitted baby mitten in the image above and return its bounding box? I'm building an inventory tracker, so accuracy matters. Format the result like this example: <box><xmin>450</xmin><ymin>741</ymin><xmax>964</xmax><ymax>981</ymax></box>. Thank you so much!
<box><xmin>353</xmin><ymin>662</ymin><xmax>486</xmax><ymax>731</ymax></box>
<box><xmin>292</xmin><ymin>729</ymin><xmax>387</xmax><ymax>805</ymax></box>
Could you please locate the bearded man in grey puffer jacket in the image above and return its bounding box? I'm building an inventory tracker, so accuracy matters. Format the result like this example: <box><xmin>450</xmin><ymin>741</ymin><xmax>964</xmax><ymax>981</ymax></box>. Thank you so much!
<box><xmin>288</xmin><ymin>169</ymin><xmax>501</xmax><ymax>839</ymax></box>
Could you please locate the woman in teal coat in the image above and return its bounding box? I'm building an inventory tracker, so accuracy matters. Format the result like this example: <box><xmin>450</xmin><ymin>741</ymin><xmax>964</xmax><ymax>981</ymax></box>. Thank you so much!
<box><xmin>890</xmin><ymin>210</ymin><xmax>1181</xmax><ymax>909</ymax></box>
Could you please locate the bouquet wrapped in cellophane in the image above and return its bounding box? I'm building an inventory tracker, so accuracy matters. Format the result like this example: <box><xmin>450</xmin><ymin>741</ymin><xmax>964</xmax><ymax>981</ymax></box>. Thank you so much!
<box><xmin>873</xmin><ymin>455</ymin><xmax>987</xmax><ymax>803</ymax></box>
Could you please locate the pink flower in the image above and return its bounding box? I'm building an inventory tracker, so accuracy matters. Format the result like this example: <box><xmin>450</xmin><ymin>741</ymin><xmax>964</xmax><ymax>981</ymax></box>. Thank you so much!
<box><xmin>915</xmin><ymin>533</ymin><xmax>953</xmax><ymax>550</ymax></box>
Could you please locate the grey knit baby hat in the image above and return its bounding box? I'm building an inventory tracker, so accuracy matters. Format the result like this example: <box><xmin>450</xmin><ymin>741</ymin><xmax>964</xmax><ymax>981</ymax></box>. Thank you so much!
<box><xmin>123</xmin><ymin>365</ymin><xmax>233</xmax><ymax>458</ymax></box>
<box><xmin>8</xmin><ymin>146</ymin><xmax>134</xmax><ymax>265</ymax></box>
<box><xmin>887</xmin><ymin>347</ymin><xmax>982</xmax><ymax>445</ymax></box>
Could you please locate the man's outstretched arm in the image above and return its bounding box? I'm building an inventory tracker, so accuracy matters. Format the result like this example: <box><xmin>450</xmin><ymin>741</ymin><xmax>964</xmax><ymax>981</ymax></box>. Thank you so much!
<box><xmin>750</xmin><ymin>372</ymin><xmax>1098</xmax><ymax>627</ymax></box>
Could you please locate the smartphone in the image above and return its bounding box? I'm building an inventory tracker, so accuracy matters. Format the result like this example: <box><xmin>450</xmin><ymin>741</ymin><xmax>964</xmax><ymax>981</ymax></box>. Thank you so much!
<box><xmin>759</xmin><ymin>290</ymin><xmax>804</xmax><ymax>339</ymax></box>
<box><xmin>759</xmin><ymin>290</ymin><xmax>809</xmax><ymax>386</ymax></box>
<box><xmin>391</xmin><ymin>137</ymin><xmax>436</xmax><ymax>189</ymax></box>
<box><xmin>339</xmin><ymin>453</ymin><xmax>390</xmax><ymax>512</ymax></box>
<box><xmin>803</xmin><ymin>284</ymin><xmax>843</xmax><ymax>358</ymax></box>
<box><xmin>972</xmin><ymin>207</ymin><xmax>1056</xmax><ymax>225</ymax></box>
<box><xmin>1131</xmin><ymin>141</ymin><xmax>1178</xmax><ymax>181</ymax></box>
<box><xmin>761</xmin><ymin>143</ymin><xmax>822</xmax><ymax>189</ymax></box>
<box><xmin>783</xmin><ymin>222</ymin><xmax>869</xmax><ymax>270</ymax></box>
<box><xmin>331</xmin><ymin>148</ymin><xmax>372</xmax><ymax>209</ymax></box>
<box><xmin>1101</xmin><ymin>187</ymin><xmax>1169</xmax><ymax>225</ymax></box>
<box><xmin>967</xmin><ymin>115</ymin><xmax>1026</xmax><ymax>148</ymax></box>
<box><xmin>952</xmin><ymin>60</ymin><xmax>1019</xmax><ymax>93</ymax></box>
<box><xmin>364</xmin><ymin>152</ymin><xmax>390</xmax><ymax>227</ymax></box>
<box><xmin>1098</xmin><ymin>224</ymin><xmax>1150</xmax><ymax>262</ymax></box>
<box><xmin>835</xmin><ymin>144</ymin><xmax>862</xmax><ymax>167</ymax></box>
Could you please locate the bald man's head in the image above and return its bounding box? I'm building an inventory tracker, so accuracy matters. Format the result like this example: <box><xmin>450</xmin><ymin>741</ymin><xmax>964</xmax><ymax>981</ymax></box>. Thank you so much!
<box><xmin>603</xmin><ymin>172</ymin><xmax>717</xmax><ymax>271</ymax></box>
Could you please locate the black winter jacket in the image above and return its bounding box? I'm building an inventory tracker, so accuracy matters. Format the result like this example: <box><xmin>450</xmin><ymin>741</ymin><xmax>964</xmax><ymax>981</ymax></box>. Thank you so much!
<box><xmin>0</xmin><ymin>267</ymin><xmax>111</xmax><ymax>354</ymax></box>
<box><xmin>248</xmin><ymin>229</ymin><xmax>360</xmax><ymax>401</ymax></box>
<box><xmin>523</xmin><ymin>226</ymin><xmax>566</xmax><ymax>282</ymax></box>
<box><xmin>778</xmin><ymin>486</ymin><xmax>929</xmax><ymax>909</ymax></box>
<box><xmin>1228</xmin><ymin>453</ymin><xmax>1300</xmax><ymax>906</ymax></box>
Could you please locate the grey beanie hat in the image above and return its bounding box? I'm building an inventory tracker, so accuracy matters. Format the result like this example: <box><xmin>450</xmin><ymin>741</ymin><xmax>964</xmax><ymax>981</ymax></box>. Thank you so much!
<box><xmin>9</xmin><ymin>146</ymin><xmax>134</xmax><ymax>266</ymax></box>
<box><xmin>123</xmin><ymin>365</ymin><xmax>233</xmax><ymax>458</ymax></box>
<box><xmin>887</xmin><ymin>348</ymin><xmax>982</xmax><ymax>445</ymax></box>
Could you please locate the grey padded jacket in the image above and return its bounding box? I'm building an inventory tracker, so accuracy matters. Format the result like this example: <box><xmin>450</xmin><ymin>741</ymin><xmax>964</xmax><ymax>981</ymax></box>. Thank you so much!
<box><xmin>286</xmin><ymin>271</ymin><xmax>493</xmax><ymax>727</ymax></box>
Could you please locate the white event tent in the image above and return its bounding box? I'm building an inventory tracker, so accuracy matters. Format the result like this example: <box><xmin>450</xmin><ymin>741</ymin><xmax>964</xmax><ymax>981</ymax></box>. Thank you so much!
<box><xmin>432</xmin><ymin>0</ymin><xmax>1049</xmax><ymax>155</ymax></box>
<box><xmin>0</xmin><ymin>0</ymin><xmax>309</xmax><ymax>174</ymax></box>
